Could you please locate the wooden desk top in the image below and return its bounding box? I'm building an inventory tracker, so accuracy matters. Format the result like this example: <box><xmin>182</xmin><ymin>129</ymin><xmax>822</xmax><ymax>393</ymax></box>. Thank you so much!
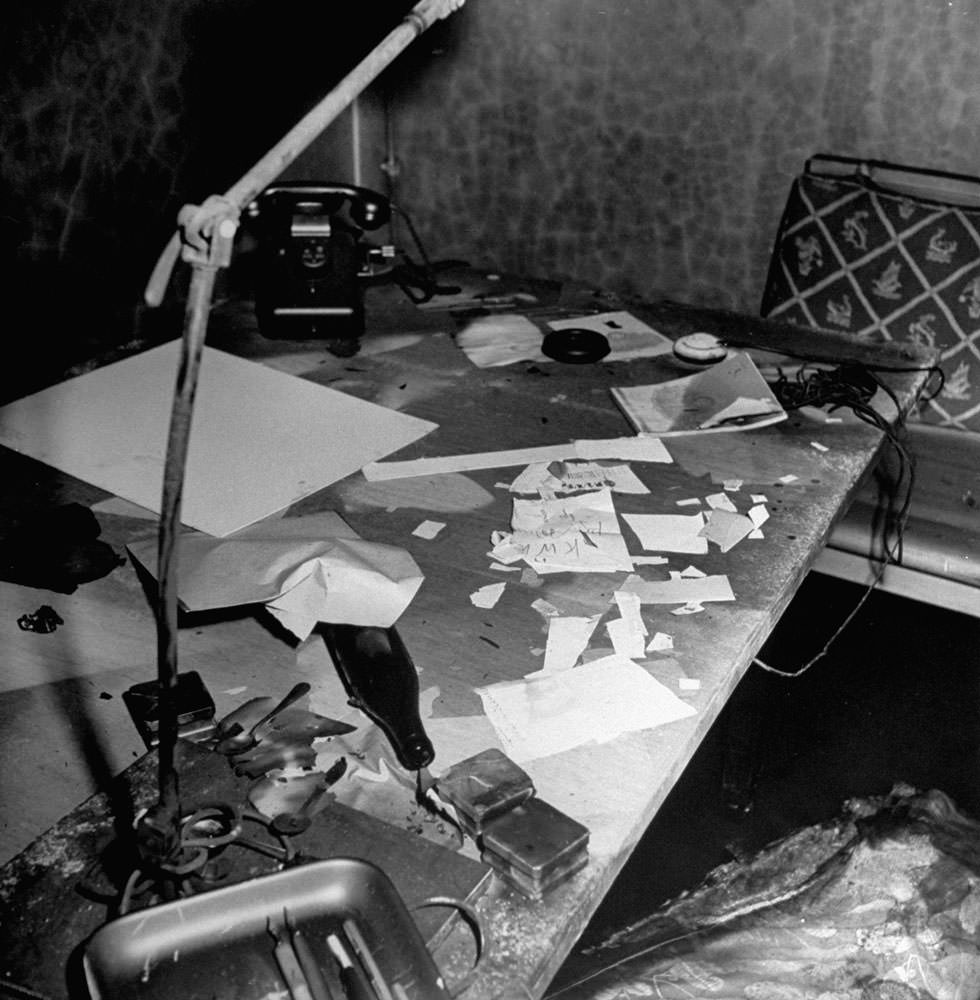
<box><xmin>0</xmin><ymin>279</ymin><xmax>931</xmax><ymax>999</ymax></box>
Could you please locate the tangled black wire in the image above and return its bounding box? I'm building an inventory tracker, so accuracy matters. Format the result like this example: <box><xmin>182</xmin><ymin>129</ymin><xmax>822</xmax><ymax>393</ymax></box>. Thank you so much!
<box><xmin>753</xmin><ymin>360</ymin><xmax>945</xmax><ymax>678</ymax></box>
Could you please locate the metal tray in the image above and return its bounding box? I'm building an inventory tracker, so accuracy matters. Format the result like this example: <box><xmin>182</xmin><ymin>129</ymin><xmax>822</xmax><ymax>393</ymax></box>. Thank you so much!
<box><xmin>83</xmin><ymin>857</ymin><xmax>449</xmax><ymax>999</ymax></box>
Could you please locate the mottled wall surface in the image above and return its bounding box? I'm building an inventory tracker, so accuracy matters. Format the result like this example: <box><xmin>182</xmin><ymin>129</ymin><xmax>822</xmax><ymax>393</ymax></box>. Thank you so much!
<box><xmin>383</xmin><ymin>0</ymin><xmax>980</xmax><ymax>310</ymax></box>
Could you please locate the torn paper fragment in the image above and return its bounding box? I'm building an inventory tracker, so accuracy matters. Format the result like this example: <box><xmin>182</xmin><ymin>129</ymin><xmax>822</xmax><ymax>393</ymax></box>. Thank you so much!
<box><xmin>778</xmin><ymin>474</ymin><xmax>799</xmax><ymax>484</ymax></box>
<box><xmin>748</xmin><ymin>528</ymin><xmax>765</xmax><ymax>539</ymax></box>
<box><xmin>811</xmin><ymin>441</ymin><xmax>829</xmax><ymax>452</ymax></box>
<box><xmin>492</xmin><ymin>488</ymin><xmax>634</xmax><ymax>574</ymax></box>
<box><xmin>413</xmin><ymin>519</ymin><xmax>446</xmax><ymax>539</ymax></box>
<box><xmin>476</xmin><ymin>653</ymin><xmax>696</xmax><ymax>763</ymax></box>
<box><xmin>750</xmin><ymin>493</ymin><xmax>768</xmax><ymax>503</ymax></box>
<box><xmin>632</xmin><ymin>555</ymin><xmax>669</xmax><ymax>565</ymax></box>
<box><xmin>679</xmin><ymin>565</ymin><xmax>706</xmax><ymax>578</ymax></box>
<box><xmin>671</xmin><ymin>602</ymin><xmax>705</xmax><ymax>616</ymax></box>
<box><xmin>700</xmin><ymin>396</ymin><xmax>779</xmax><ymax>430</ymax></box>
<box><xmin>531</xmin><ymin>599</ymin><xmax>562</xmax><ymax>619</ymax></box>
<box><xmin>705</xmin><ymin>492</ymin><xmax>738</xmax><ymax>513</ymax></box>
<box><xmin>722</xmin><ymin>479</ymin><xmax>743</xmax><ymax>492</ymax></box>
<box><xmin>647</xmin><ymin>632</ymin><xmax>674</xmax><ymax>652</ymax></box>
<box><xmin>675</xmin><ymin>497</ymin><xmax>701</xmax><ymax>507</ymax></box>
<box><xmin>455</xmin><ymin>313</ymin><xmax>546</xmax><ymax>367</ymax></box>
<box><xmin>364</xmin><ymin>436</ymin><xmax>671</xmax><ymax>481</ymax></box>
<box><xmin>606</xmin><ymin>617</ymin><xmax>647</xmax><ymax>659</ymax></box>
<box><xmin>618</xmin><ymin>574</ymin><xmax>735</xmax><ymax>605</ymax></box>
<box><xmin>613</xmin><ymin>590</ymin><xmax>647</xmax><ymax>632</ymax></box>
<box><xmin>470</xmin><ymin>582</ymin><xmax>506</xmax><ymax>609</ymax></box>
<box><xmin>700</xmin><ymin>508</ymin><xmax>756</xmax><ymax>553</ymax></box>
<box><xmin>622</xmin><ymin>512</ymin><xmax>708</xmax><ymax>554</ymax></box>
<box><xmin>528</xmin><ymin>615</ymin><xmax>601</xmax><ymax>675</ymax></box>
<box><xmin>490</xmin><ymin>562</ymin><xmax>521</xmax><ymax>572</ymax></box>
<box><xmin>748</xmin><ymin>504</ymin><xmax>770</xmax><ymax>527</ymax></box>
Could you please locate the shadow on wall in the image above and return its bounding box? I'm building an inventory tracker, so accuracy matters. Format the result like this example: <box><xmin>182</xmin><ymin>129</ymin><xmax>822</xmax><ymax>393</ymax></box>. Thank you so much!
<box><xmin>0</xmin><ymin>0</ymin><xmax>414</xmax><ymax>398</ymax></box>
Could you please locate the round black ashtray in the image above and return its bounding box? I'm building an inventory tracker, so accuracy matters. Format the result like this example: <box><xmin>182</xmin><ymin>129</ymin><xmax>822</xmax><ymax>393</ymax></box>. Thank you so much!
<box><xmin>541</xmin><ymin>328</ymin><xmax>611</xmax><ymax>364</ymax></box>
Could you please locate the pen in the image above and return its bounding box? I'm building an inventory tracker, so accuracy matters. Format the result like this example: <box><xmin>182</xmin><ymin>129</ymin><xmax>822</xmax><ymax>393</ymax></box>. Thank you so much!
<box><xmin>342</xmin><ymin>919</ymin><xmax>394</xmax><ymax>1000</ymax></box>
<box><xmin>268</xmin><ymin>917</ymin><xmax>314</xmax><ymax>1000</ymax></box>
<box><xmin>284</xmin><ymin>909</ymin><xmax>342</xmax><ymax>1000</ymax></box>
<box><xmin>326</xmin><ymin>931</ymin><xmax>375</xmax><ymax>1000</ymax></box>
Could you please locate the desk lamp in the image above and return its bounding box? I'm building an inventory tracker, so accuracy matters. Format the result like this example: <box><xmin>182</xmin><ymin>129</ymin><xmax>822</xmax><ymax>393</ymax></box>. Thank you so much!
<box><xmin>132</xmin><ymin>0</ymin><xmax>465</xmax><ymax>903</ymax></box>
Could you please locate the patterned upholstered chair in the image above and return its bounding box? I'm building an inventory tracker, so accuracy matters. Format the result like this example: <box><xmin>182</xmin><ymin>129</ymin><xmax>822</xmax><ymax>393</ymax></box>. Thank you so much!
<box><xmin>760</xmin><ymin>155</ymin><xmax>980</xmax><ymax>618</ymax></box>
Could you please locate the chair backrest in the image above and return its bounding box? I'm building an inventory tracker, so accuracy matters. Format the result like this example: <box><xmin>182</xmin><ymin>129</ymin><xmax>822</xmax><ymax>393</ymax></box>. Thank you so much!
<box><xmin>760</xmin><ymin>154</ymin><xmax>980</xmax><ymax>433</ymax></box>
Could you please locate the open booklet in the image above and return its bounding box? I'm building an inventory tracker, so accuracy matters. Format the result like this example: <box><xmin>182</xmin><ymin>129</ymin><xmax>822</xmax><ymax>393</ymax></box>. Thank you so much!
<box><xmin>610</xmin><ymin>352</ymin><xmax>787</xmax><ymax>436</ymax></box>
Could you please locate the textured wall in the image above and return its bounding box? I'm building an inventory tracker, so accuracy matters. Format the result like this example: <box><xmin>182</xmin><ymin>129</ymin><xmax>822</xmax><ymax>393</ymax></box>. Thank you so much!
<box><xmin>383</xmin><ymin>0</ymin><xmax>980</xmax><ymax>311</ymax></box>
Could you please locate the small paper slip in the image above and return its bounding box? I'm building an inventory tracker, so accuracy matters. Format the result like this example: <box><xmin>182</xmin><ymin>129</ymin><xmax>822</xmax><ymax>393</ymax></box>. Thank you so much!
<box><xmin>526</xmin><ymin>615</ymin><xmax>601</xmax><ymax>676</ymax></box>
<box><xmin>618</xmin><ymin>574</ymin><xmax>735</xmax><ymax>605</ymax></box>
<box><xmin>700</xmin><ymin>509</ymin><xmax>756</xmax><ymax>553</ymax></box>
<box><xmin>0</xmin><ymin>342</ymin><xmax>437</xmax><ymax>536</ymax></box>
<box><xmin>622</xmin><ymin>512</ymin><xmax>708</xmax><ymax>554</ymax></box>
<box><xmin>476</xmin><ymin>653</ymin><xmax>697</xmax><ymax>763</ymax></box>
<box><xmin>490</xmin><ymin>488</ymin><xmax>633</xmax><ymax>574</ymax></box>
<box><xmin>508</xmin><ymin>461</ymin><xmax>649</xmax><ymax>496</ymax></box>
<box><xmin>610</xmin><ymin>352</ymin><xmax>786</xmax><ymax>437</ymax></box>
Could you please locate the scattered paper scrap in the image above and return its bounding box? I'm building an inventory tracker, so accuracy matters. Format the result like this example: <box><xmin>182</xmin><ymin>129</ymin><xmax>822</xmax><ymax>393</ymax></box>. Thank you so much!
<box><xmin>364</xmin><ymin>436</ymin><xmax>671</xmax><ymax>481</ymax></box>
<box><xmin>646</xmin><ymin>632</ymin><xmax>674</xmax><ymax>652</ymax></box>
<box><xmin>632</xmin><ymin>555</ymin><xmax>669</xmax><ymax>565</ymax></box>
<box><xmin>748</xmin><ymin>528</ymin><xmax>765</xmax><ymax>539</ymax></box>
<box><xmin>490</xmin><ymin>488</ymin><xmax>634</xmax><ymax>574</ymax></box>
<box><xmin>811</xmin><ymin>441</ymin><xmax>829</xmax><ymax>452</ymax></box>
<box><xmin>412</xmin><ymin>519</ymin><xmax>446</xmax><ymax>539</ymax></box>
<box><xmin>476</xmin><ymin>653</ymin><xmax>696</xmax><ymax>763</ymax></box>
<box><xmin>618</xmin><ymin>574</ymin><xmax>735</xmax><ymax>605</ymax></box>
<box><xmin>622</xmin><ymin>512</ymin><xmax>708</xmax><ymax>554</ymax></box>
<box><xmin>531</xmin><ymin>598</ymin><xmax>562</xmax><ymax>618</ymax></box>
<box><xmin>778</xmin><ymin>474</ymin><xmax>799</xmax><ymax>484</ymax></box>
<box><xmin>700</xmin><ymin>508</ymin><xmax>756</xmax><ymax>553</ymax></box>
<box><xmin>607</xmin><ymin>590</ymin><xmax>648</xmax><ymax>659</ymax></box>
<box><xmin>679</xmin><ymin>565</ymin><xmax>706</xmax><ymax>578</ymax></box>
<box><xmin>470</xmin><ymin>582</ymin><xmax>506</xmax><ymax>609</ymax></box>
<box><xmin>750</xmin><ymin>493</ymin><xmax>768</xmax><ymax>503</ymax></box>
<box><xmin>748</xmin><ymin>504</ymin><xmax>770</xmax><ymax>527</ymax></box>
<box><xmin>490</xmin><ymin>562</ymin><xmax>521</xmax><ymax>572</ymax></box>
<box><xmin>527</xmin><ymin>615</ymin><xmax>602</xmax><ymax>675</ymax></box>
<box><xmin>705</xmin><ymin>492</ymin><xmax>738</xmax><ymax>512</ymax></box>
<box><xmin>722</xmin><ymin>479</ymin><xmax>743</xmax><ymax>492</ymax></box>
<box><xmin>671</xmin><ymin>601</ymin><xmax>705</xmax><ymax>616</ymax></box>
<box><xmin>675</xmin><ymin>497</ymin><xmax>701</xmax><ymax>507</ymax></box>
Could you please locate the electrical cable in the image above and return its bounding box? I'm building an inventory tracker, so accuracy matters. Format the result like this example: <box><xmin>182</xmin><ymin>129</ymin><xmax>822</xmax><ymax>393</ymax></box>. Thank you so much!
<box><xmin>750</xmin><ymin>360</ymin><xmax>939</xmax><ymax>679</ymax></box>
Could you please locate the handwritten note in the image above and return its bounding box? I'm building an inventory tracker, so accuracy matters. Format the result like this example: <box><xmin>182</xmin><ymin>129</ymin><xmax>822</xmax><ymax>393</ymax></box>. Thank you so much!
<box><xmin>489</xmin><ymin>488</ymin><xmax>633</xmax><ymax>574</ymax></box>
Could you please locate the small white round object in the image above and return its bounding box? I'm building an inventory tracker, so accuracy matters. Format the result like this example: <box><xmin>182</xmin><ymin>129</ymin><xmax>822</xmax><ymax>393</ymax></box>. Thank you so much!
<box><xmin>673</xmin><ymin>332</ymin><xmax>729</xmax><ymax>364</ymax></box>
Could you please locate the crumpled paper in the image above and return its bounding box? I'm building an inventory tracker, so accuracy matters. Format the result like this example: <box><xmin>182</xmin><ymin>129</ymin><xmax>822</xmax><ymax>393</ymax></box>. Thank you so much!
<box><xmin>127</xmin><ymin>511</ymin><xmax>423</xmax><ymax>640</ymax></box>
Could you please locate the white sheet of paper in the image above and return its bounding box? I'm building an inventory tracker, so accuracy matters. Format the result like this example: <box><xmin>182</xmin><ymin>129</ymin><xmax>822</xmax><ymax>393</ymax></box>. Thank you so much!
<box><xmin>700</xmin><ymin>508</ymin><xmax>756</xmax><ymax>553</ymax></box>
<box><xmin>622</xmin><ymin>512</ymin><xmax>708</xmax><ymax>554</ymax></box>
<box><xmin>363</xmin><ymin>436</ymin><xmax>671</xmax><ymax>481</ymax></box>
<box><xmin>476</xmin><ymin>653</ymin><xmax>697</xmax><ymax>763</ymax></box>
<box><xmin>0</xmin><ymin>342</ymin><xmax>437</xmax><ymax>536</ymax></box>
<box><xmin>470</xmin><ymin>581</ymin><xmax>506</xmax><ymax>608</ymax></box>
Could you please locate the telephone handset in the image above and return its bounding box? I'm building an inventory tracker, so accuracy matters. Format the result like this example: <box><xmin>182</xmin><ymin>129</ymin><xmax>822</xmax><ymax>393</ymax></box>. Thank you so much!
<box><xmin>246</xmin><ymin>182</ymin><xmax>391</xmax><ymax>232</ymax></box>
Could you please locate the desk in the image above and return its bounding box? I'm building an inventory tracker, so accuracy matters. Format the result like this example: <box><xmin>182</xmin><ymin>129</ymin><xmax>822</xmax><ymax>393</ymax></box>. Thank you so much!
<box><xmin>0</xmin><ymin>278</ymin><xmax>931</xmax><ymax>999</ymax></box>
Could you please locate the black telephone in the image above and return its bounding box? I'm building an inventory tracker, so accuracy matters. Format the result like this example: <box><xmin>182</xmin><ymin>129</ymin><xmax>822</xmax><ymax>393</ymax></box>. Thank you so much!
<box><xmin>245</xmin><ymin>182</ymin><xmax>392</xmax><ymax>353</ymax></box>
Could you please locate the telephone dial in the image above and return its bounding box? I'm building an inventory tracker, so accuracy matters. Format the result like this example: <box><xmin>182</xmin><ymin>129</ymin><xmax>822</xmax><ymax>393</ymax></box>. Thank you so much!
<box><xmin>245</xmin><ymin>182</ymin><xmax>393</xmax><ymax>354</ymax></box>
